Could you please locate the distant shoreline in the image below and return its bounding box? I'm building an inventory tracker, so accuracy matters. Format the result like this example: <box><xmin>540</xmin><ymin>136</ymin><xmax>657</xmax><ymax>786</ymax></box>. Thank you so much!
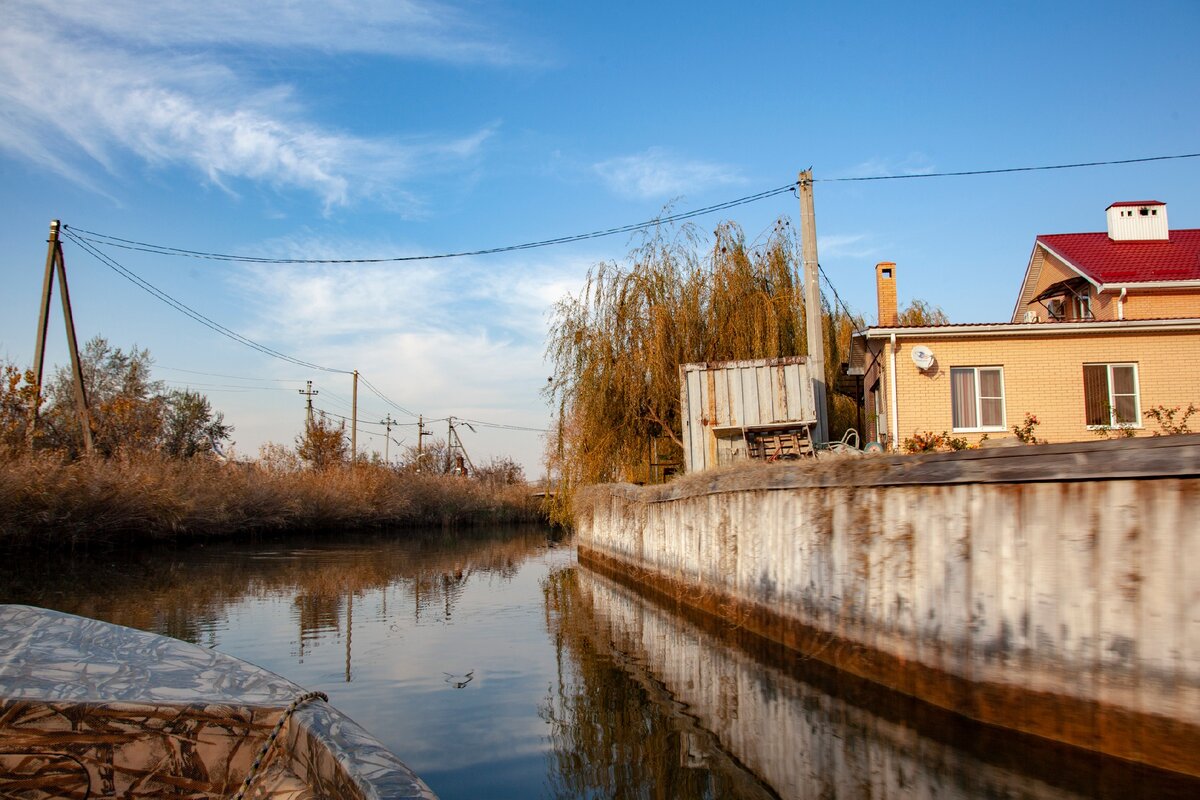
<box><xmin>0</xmin><ymin>451</ymin><xmax>548</xmax><ymax>546</ymax></box>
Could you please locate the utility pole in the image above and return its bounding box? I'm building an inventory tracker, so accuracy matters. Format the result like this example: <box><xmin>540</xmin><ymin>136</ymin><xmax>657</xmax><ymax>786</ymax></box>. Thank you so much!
<box><xmin>798</xmin><ymin>169</ymin><xmax>829</xmax><ymax>444</ymax></box>
<box><xmin>29</xmin><ymin>220</ymin><xmax>93</xmax><ymax>454</ymax></box>
<box><xmin>351</xmin><ymin>370</ymin><xmax>359</xmax><ymax>463</ymax></box>
<box><xmin>446</xmin><ymin>417</ymin><xmax>476</xmax><ymax>476</ymax></box>
<box><xmin>417</xmin><ymin>415</ymin><xmax>433</xmax><ymax>471</ymax></box>
<box><xmin>299</xmin><ymin>380</ymin><xmax>318</xmax><ymax>425</ymax></box>
<box><xmin>381</xmin><ymin>413</ymin><xmax>395</xmax><ymax>463</ymax></box>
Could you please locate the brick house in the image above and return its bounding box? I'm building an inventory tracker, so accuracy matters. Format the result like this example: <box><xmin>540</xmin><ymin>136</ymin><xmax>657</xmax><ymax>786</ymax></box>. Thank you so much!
<box><xmin>850</xmin><ymin>202</ymin><xmax>1200</xmax><ymax>450</ymax></box>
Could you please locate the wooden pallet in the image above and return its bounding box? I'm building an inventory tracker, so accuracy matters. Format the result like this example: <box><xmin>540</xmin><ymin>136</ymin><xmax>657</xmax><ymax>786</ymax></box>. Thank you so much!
<box><xmin>746</xmin><ymin>425</ymin><xmax>816</xmax><ymax>461</ymax></box>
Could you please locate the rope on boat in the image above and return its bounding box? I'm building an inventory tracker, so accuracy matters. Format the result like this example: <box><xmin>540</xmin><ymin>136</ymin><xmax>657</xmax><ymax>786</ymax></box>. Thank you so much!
<box><xmin>230</xmin><ymin>690</ymin><xmax>328</xmax><ymax>800</ymax></box>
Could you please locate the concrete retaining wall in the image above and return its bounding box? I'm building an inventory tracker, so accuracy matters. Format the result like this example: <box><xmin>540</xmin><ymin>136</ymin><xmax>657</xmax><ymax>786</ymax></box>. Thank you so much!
<box><xmin>574</xmin><ymin>434</ymin><xmax>1200</xmax><ymax>777</ymax></box>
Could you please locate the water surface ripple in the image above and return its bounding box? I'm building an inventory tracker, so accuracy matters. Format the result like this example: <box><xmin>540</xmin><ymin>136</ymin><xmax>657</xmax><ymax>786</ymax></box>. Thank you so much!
<box><xmin>0</xmin><ymin>528</ymin><xmax>1190</xmax><ymax>799</ymax></box>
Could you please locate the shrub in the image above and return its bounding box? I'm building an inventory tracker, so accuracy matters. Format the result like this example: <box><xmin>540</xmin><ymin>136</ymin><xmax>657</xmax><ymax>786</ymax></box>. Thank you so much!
<box><xmin>1144</xmin><ymin>404</ymin><xmax>1197</xmax><ymax>436</ymax></box>
<box><xmin>1012</xmin><ymin>413</ymin><xmax>1046</xmax><ymax>445</ymax></box>
<box><xmin>903</xmin><ymin>431</ymin><xmax>970</xmax><ymax>453</ymax></box>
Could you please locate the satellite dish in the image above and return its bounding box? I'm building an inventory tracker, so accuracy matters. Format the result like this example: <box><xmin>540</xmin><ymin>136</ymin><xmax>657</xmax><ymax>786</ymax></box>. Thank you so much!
<box><xmin>911</xmin><ymin>345</ymin><xmax>935</xmax><ymax>370</ymax></box>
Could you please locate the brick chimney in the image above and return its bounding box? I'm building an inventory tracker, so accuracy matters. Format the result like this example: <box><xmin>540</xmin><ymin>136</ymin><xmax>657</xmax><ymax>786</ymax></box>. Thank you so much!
<box><xmin>876</xmin><ymin>262</ymin><xmax>898</xmax><ymax>326</ymax></box>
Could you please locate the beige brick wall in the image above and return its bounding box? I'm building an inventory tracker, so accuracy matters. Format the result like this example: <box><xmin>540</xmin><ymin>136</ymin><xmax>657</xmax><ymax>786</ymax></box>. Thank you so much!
<box><xmin>1124</xmin><ymin>289</ymin><xmax>1200</xmax><ymax>319</ymax></box>
<box><xmin>884</xmin><ymin>329</ymin><xmax>1200</xmax><ymax>446</ymax></box>
<box><xmin>1018</xmin><ymin>250</ymin><xmax>1200</xmax><ymax>322</ymax></box>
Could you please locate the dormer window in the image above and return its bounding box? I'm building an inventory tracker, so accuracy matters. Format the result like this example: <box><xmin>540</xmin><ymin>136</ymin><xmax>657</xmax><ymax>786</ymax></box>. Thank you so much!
<box><xmin>1073</xmin><ymin>293</ymin><xmax>1092</xmax><ymax>320</ymax></box>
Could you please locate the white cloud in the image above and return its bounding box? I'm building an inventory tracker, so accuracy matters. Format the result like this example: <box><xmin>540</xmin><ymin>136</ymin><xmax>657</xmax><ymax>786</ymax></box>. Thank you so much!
<box><xmin>231</xmin><ymin>240</ymin><xmax>593</xmax><ymax>392</ymax></box>
<box><xmin>593</xmin><ymin>147</ymin><xmax>743</xmax><ymax>199</ymax></box>
<box><xmin>817</xmin><ymin>233</ymin><xmax>878</xmax><ymax>259</ymax></box>
<box><xmin>222</xmin><ymin>247</ymin><xmax>596</xmax><ymax>471</ymax></box>
<box><xmin>0</xmin><ymin>2</ymin><xmax>505</xmax><ymax>209</ymax></box>
<box><xmin>839</xmin><ymin>154</ymin><xmax>935</xmax><ymax>179</ymax></box>
<box><xmin>10</xmin><ymin>0</ymin><xmax>521</xmax><ymax>65</ymax></box>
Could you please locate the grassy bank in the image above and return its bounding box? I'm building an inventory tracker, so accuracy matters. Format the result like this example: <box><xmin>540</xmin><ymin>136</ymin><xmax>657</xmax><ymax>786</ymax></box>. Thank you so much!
<box><xmin>0</xmin><ymin>451</ymin><xmax>546</xmax><ymax>545</ymax></box>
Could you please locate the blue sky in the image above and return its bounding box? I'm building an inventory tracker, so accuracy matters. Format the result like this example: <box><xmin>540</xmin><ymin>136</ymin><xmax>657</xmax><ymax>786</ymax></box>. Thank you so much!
<box><xmin>2</xmin><ymin>1</ymin><xmax>1198</xmax><ymax>472</ymax></box>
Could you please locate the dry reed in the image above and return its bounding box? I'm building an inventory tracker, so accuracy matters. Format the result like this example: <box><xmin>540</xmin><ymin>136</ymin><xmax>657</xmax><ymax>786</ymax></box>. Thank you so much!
<box><xmin>0</xmin><ymin>450</ymin><xmax>545</xmax><ymax>545</ymax></box>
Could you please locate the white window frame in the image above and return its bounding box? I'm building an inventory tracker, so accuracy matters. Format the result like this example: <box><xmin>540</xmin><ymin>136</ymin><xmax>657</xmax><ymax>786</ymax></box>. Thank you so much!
<box><xmin>1073</xmin><ymin>293</ymin><xmax>1092</xmax><ymax>320</ymax></box>
<box><xmin>1084</xmin><ymin>362</ymin><xmax>1142</xmax><ymax>430</ymax></box>
<box><xmin>950</xmin><ymin>366</ymin><xmax>1006</xmax><ymax>433</ymax></box>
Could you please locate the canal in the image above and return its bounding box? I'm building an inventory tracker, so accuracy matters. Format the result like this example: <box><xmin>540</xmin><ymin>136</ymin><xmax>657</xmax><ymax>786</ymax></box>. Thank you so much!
<box><xmin>0</xmin><ymin>527</ymin><xmax>1191</xmax><ymax>799</ymax></box>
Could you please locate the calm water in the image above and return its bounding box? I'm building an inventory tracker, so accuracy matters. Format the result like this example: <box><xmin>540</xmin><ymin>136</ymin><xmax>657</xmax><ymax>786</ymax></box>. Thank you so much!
<box><xmin>0</xmin><ymin>528</ymin><xmax>1192</xmax><ymax>799</ymax></box>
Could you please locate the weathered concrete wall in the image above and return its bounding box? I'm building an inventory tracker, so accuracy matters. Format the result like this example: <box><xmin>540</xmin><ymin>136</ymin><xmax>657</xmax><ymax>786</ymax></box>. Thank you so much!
<box><xmin>568</xmin><ymin>567</ymin><xmax>1167</xmax><ymax>799</ymax></box>
<box><xmin>575</xmin><ymin>434</ymin><xmax>1200</xmax><ymax>777</ymax></box>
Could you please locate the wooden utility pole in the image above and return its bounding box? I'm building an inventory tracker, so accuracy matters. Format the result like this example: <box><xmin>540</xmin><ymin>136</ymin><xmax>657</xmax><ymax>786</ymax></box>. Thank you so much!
<box><xmin>351</xmin><ymin>370</ymin><xmax>359</xmax><ymax>462</ymax></box>
<box><xmin>29</xmin><ymin>220</ymin><xmax>93</xmax><ymax>454</ymax></box>
<box><xmin>299</xmin><ymin>380</ymin><xmax>318</xmax><ymax>425</ymax></box>
<box><xmin>798</xmin><ymin>170</ymin><xmax>828</xmax><ymax>444</ymax></box>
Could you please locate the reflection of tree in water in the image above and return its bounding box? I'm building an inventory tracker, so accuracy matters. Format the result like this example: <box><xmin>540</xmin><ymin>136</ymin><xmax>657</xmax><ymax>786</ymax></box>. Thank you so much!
<box><xmin>540</xmin><ymin>568</ymin><xmax>776</xmax><ymax>800</ymax></box>
<box><xmin>0</xmin><ymin>526</ymin><xmax>554</xmax><ymax>647</ymax></box>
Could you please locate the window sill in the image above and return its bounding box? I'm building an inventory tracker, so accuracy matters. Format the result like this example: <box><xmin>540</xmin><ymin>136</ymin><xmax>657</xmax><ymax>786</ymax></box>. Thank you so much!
<box><xmin>951</xmin><ymin>427</ymin><xmax>1006</xmax><ymax>434</ymax></box>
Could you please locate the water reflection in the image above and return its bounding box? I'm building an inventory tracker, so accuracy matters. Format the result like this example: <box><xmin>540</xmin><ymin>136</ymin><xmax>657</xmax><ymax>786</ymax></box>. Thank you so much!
<box><xmin>547</xmin><ymin>565</ymin><xmax>1198</xmax><ymax>800</ymax></box>
<box><xmin>0</xmin><ymin>528</ymin><xmax>549</xmax><ymax>665</ymax></box>
<box><xmin>542</xmin><ymin>568</ymin><xmax>775</xmax><ymax>800</ymax></box>
<box><xmin>1</xmin><ymin>531</ymin><xmax>1193</xmax><ymax>799</ymax></box>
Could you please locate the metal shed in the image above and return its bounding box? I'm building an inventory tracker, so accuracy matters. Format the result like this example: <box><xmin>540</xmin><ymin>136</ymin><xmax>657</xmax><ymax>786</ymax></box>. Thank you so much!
<box><xmin>680</xmin><ymin>356</ymin><xmax>823</xmax><ymax>473</ymax></box>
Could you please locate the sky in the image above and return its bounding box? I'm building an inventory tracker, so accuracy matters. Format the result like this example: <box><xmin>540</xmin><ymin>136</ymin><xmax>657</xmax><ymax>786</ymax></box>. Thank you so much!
<box><xmin>2</xmin><ymin>0</ymin><xmax>1198</xmax><ymax>474</ymax></box>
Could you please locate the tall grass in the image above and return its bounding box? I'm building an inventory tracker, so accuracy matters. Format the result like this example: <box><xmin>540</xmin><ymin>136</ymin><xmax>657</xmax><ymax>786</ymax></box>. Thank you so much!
<box><xmin>0</xmin><ymin>450</ymin><xmax>545</xmax><ymax>545</ymax></box>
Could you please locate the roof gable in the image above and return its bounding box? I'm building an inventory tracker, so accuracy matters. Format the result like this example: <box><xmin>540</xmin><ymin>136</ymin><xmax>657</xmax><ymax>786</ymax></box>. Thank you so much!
<box><xmin>1036</xmin><ymin>230</ymin><xmax>1200</xmax><ymax>285</ymax></box>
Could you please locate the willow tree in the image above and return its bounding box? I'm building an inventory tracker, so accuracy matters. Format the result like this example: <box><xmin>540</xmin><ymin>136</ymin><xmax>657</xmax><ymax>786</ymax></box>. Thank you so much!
<box><xmin>544</xmin><ymin>218</ymin><xmax>818</xmax><ymax>517</ymax></box>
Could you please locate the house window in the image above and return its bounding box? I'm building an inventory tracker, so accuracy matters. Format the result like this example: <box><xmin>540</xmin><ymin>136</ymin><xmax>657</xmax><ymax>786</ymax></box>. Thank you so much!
<box><xmin>1084</xmin><ymin>363</ymin><xmax>1140</xmax><ymax>428</ymax></box>
<box><xmin>951</xmin><ymin>367</ymin><xmax>1005</xmax><ymax>431</ymax></box>
<box><xmin>1073</xmin><ymin>293</ymin><xmax>1092</xmax><ymax>319</ymax></box>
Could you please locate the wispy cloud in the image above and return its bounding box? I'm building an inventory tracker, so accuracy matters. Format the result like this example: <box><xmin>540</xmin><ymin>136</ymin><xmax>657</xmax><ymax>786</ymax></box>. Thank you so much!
<box><xmin>33</xmin><ymin>0</ymin><xmax>521</xmax><ymax>65</ymax></box>
<box><xmin>0</xmin><ymin>1</ymin><xmax>507</xmax><ymax>209</ymax></box>
<box><xmin>593</xmin><ymin>147</ymin><xmax>743</xmax><ymax>199</ymax></box>
<box><xmin>221</xmin><ymin>245</ymin><xmax>593</xmax><ymax>465</ymax></box>
<box><xmin>817</xmin><ymin>233</ymin><xmax>878</xmax><ymax>259</ymax></box>
<box><xmin>838</xmin><ymin>154</ymin><xmax>936</xmax><ymax>180</ymax></box>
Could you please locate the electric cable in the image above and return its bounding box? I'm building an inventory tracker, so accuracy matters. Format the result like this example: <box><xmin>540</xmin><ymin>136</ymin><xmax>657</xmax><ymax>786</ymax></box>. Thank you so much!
<box><xmin>815</xmin><ymin>152</ymin><xmax>1200</xmax><ymax>182</ymax></box>
<box><xmin>62</xmin><ymin>184</ymin><xmax>797</xmax><ymax>264</ymax></box>
<box><xmin>61</xmin><ymin>228</ymin><xmax>351</xmax><ymax>375</ymax></box>
<box><xmin>358</xmin><ymin>374</ymin><xmax>420</xmax><ymax>418</ymax></box>
<box><xmin>157</xmin><ymin>365</ymin><xmax>309</xmax><ymax>383</ymax></box>
<box><xmin>61</xmin><ymin>151</ymin><xmax>1200</xmax><ymax>265</ymax></box>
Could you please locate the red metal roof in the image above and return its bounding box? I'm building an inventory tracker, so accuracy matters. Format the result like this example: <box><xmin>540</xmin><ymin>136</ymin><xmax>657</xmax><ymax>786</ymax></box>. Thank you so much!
<box><xmin>1106</xmin><ymin>200</ymin><xmax>1164</xmax><ymax>208</ymax></box>
<box><xmin>1036</xmin><ymin>230</ymin><xmax>1200</xmax><ymax>284</ymax></box>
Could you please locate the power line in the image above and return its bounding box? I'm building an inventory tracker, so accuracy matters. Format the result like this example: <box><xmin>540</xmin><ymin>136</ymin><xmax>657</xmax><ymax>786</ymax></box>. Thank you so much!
<box><xmin>161</xmin><ymin>379</ymin><xmax>292</xmax><ymax>391</ymax></box>
<box><xmin>815</xmin><ymin>152</ymin><xmax>1200</xmax><ymax>182</ymax></box>
<box><xmin>62</xmin><ymin>184</ymin><xmax>797</xmax><ymax>265</ymax></box>
<box><xmin>63</xmin><ymin>229</ymin><xmax>542</xmax><ymax>438</ymax></box>
<box><xmin>157</xmin><ymin>365</ymin><xmax>309</xmax><ymax>383</ymax></box>
<box><xmin>358</xmin><ymin>374</ymin><xmax>420</xmax><ymax>418</ymax></box>
<box><xmin>61</xmin><ymin>228</ymin><xmax>351</xmax><ymax>375</ymax></box>
<box><xmin>817</xmin><ymin>263</ymin><xmax>867</xmax><ymax>337</ymax></box>
<box><xmin>460</xmin><ymin>417</ymin><xmax>550</xmax><ymax>433</ymax></box>
<box><xmin>61</xmin><ymin>151</ymin><xmax>1200</xmax><ymax>266</ymax></box>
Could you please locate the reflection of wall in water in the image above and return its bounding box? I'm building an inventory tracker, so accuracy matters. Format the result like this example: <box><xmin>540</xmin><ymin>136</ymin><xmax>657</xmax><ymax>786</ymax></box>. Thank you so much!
<box><xmin>574</xmin><ymin>568</ymin><xmax>1094</xmax><ymax>800</ymax></box>
<box><xmin>578</xmin><ymin>441</ymin><xmax>1200</xmax><ymax>778</ymax></box>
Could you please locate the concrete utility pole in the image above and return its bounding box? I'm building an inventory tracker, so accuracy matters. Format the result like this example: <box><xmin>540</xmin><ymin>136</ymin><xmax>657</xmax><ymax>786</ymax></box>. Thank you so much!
<box><xmin>351</xmin><ymin>370</ymin><xmax>359</xmax><ymax>462</ymax></box>
<box><xmin>30</xmin><ymin>220</ymin><xmax>93</xmax><ymax>454</ymax></box>
<box><xmin>299</xmin><ymin>380</ymin><xmax>318</xmax><ymax>425</ymax></box>
<box><xmin>798</xmin><ymin>169</ymin><xmax>829</xmax><ymax>444</ymax></box>
<box><xmin>381</xmin><ymin>414</ymin><xmax>395</xmax><ymax>463</ymax></box>
<box><xmin>417</xmin><ymin>415</ymin><xmax>433</xmax><ymax>470</ymax></box>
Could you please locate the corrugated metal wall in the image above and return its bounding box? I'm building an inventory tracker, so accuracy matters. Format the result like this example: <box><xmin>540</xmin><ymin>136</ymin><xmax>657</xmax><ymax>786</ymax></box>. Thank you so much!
<box><xmin>680</xmin><ymin>357</ymin><xmax>819</xmax><ymax>472</ymax></box>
